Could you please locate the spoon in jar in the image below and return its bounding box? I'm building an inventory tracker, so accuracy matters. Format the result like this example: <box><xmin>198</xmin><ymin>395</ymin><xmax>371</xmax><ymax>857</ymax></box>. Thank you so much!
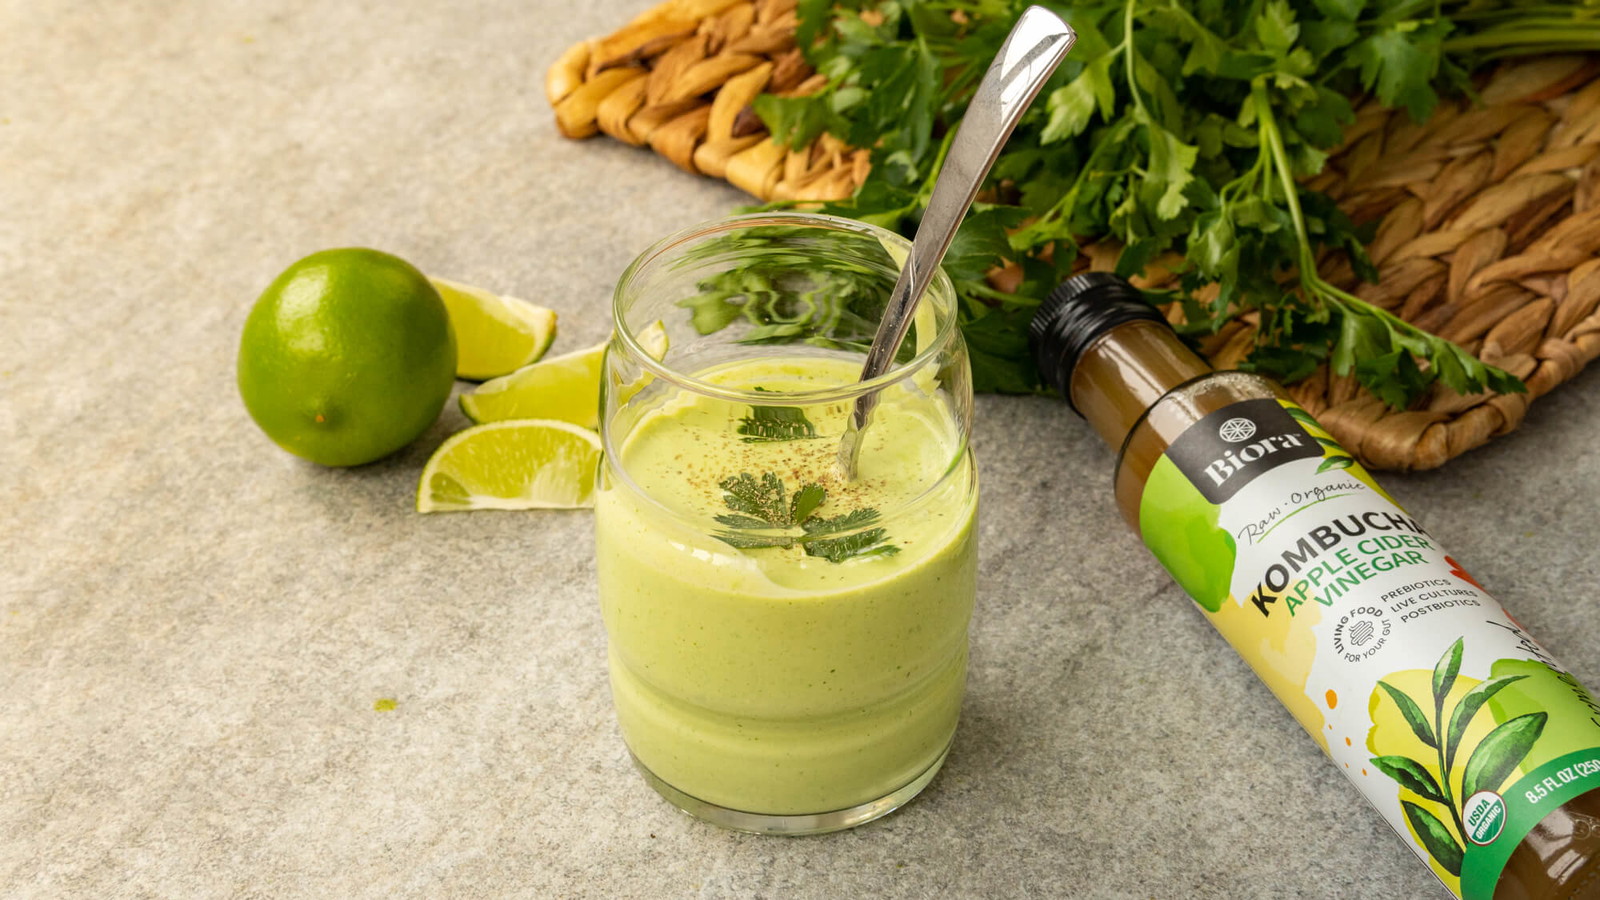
<box><xmin>838</xmin><ymin>6</ymin><xmax>1075</xmax><ymax>480</ymax></box>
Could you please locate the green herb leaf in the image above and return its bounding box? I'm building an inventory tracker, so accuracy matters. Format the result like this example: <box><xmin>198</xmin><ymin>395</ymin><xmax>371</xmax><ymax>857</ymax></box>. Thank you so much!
<box><xmin>719</xmin><ymin>472</ymin><xmax>792</xmax><ymax>527</ymax></box>
<box><xmin>1370</xmin><ymin>755</ymin><xmax>1447</xmax><ymax>804</ymax></box>
<box><xmin>803</xmin><ymin>528</ymin><xmax>900</xmax><ymax>563</ymax></box>
<box><xmin>713</xmin><ymin>513</ymin><xmax>780</xmax><ymax>530</ymax></box>
<box><xmin>739</xmin><ymin>405</ymin><xmax>820</xmax><ymax>443</ymax></box>
<box><xmin>730</xmin><ymin>0</ymin><xmax>1566</xmax><ymax>406</ymax></box>
<box><xmin>1402</xmin><ymin>800</ymin><xmax>1464</xmax><ymax>876</ymax></box>
<box><xmin>713</xmin><ymin>471</ymin><xmax>895</xmax><ymax>563</ymax></box>
<box><xmin>1143</xmin><ymin>119</ymin><xmax>1200</xmax><ymax>220</ymax></box>
<box><xmin>712</xmin><ymin>530</ymin><xmax>799</xmax><ymax>550</ymax></box>
<box><xmin>1350</xmin><ymin>23</ymin><xmax>1451</xmax><ymax>122</ymax></box>
<box><xmin>1462</xmin><ymin>712</ymin><xmax>1548</xmax><ymax>799</ymax></box>
<box><xmin>801</xmin><ymin>507</ymin><xmax>881</xmax><ymax>536</ymax></box>
<box><xmin>1255</xmin><ymin>0</ymin><xmax>1300</xmax><ymax>55</ymax></box>
<box><xmin>789</xmin><ymin>483</ymin><xmax>827</xmax><ymax>523</ymax></box>
<box><xmin>1310</xmin><ymin>0</ymin><xmax>1366</xmax><ymax>21</ymax></box>
<box><xmin>1042</xmin><ymin>54</ymin><xmax>1116</xmax><ymax>142</ymax></box>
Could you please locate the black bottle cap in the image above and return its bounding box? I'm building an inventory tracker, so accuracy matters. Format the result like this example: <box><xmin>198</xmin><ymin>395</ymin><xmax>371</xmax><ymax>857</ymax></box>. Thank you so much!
<box><xmin>1029</xmin><ymin>271</ymin><xmax>1167</xmax><ymax>413</ymax></box>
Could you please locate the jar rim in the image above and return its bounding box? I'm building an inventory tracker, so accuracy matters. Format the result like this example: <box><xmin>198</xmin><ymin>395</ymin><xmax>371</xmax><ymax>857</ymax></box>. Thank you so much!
<box><xmin>611</xmin><ymin>211</ymin><xmax>959</xmax><ymax>404</ymax></box>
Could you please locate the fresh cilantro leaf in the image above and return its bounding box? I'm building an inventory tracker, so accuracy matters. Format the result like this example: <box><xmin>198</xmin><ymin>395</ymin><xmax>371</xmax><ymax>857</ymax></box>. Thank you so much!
<box><xmin>714</xmin><ymin>513</ymin><xmax>780</xmax><ymax>529</ymax></box>
<box><xmin>712</xmin><ymin>473</ymin><xmax>896</xmax><ymax>562</ymax></box>
<box><xmin>804</xmin><ymin>528</ymin><xmax>900</xmax><ymax>563</ymax></box>
<box><xmin>719</xmin><ymin>473</ymin><xmax>792</xmax><ymax>526</ymax></box>
<box><xmin>790</xmin><ymin>483</ymin><xmax>827</xmax><ymax>524</ymax></box>
<box><xmin>1255</xmin><ymin>0</ymin><xmax>1300</xmax><ymax>55</ymax></box>
<box><xmin>713</xmin><ymin>531</ymin><xmax>801</xmax><ymax>550</ymax></box>
<box><xmin>799</xmin><ymin>507</ymin><xmax>899</xmax><ymax>561</ymax></box>
<box><xmin>753</xmin><ymin>93</ymin><xmax>833</xmax><ymax>151</ymax></box>
<box><xmin>738</xmin><ymin>405</ymin><xmax>820</xmax><ymax>443</ymax></box>
<box><xmin>1141</xmin><ymin>116</ymin><xmax>1200</xmax><ymax>221</ymax></box>
<box><xmin>1311</xmin><ymin>0</ymin><xmax>1367</xmax><ymax>21</ymax></box>
<box><xmin>1350</xmin><ymin>23</ymin><xmax>1451</xmax><ymax>121</ymax></box>
<box><xmin>800</xmin><ymin>507</ymin><xmax>881</xmax><ymax>536</ymax></box>
<box><xmin>1042</xmin><ymin>53</ymin><xmax>1116</xmax><ymax>141</ymax></box>
<box><xmin>725</xmin><ymin>0</ymin><xmax>1570</xmax><ymax>408</ymax></box>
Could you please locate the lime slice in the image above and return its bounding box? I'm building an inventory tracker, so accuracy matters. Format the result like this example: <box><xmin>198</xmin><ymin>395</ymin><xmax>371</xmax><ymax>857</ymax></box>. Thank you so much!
<box><xmin>459</xmin><ymin>322</ymin><xmax>668</xmax><ymax>430</ymax></box>
<box><xmin>431</xmin><ymin>277</ymin><xmax>557</xmax><ymax>381</ymax></box>
<box><xmin>416</xmin><ymin>419</ymin><xmax>603</xmax><ymax>512</ymax></box>
<box><xmin>634</xmin><ymin>320</ymin><xmax>670</xmax><ymax>360</ymax></box>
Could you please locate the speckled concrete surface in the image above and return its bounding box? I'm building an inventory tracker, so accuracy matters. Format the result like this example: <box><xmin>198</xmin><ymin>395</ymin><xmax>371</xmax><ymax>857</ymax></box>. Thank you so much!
<box><xmin>4</xmin><ymin>2</ymin><xmax>1599</xmax><ymax>897</ymax></box>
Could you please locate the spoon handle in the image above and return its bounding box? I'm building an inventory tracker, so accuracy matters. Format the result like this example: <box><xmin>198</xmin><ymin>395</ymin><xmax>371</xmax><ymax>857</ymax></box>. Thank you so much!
<box><xmin>840</xmin><ymin>6</ymin><xmax>1075</xmax><ymax>477</ymax></box>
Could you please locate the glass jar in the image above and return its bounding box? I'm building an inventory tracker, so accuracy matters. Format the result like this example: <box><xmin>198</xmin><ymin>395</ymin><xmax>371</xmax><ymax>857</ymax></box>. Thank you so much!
<box><xmin>595</xmin><ymin>213</ymin><xmax>979</xmax><ymax>834</ymax></box>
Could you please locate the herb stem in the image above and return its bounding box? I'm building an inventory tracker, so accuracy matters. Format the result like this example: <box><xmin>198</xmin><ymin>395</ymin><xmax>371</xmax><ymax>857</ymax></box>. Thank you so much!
<box><xmin>1251</xmin><ymin>80</ymin><xmax>1318</xmax><ymax>293</ymax></box>
<box><xmin>1251</xmin><ymin>79</ymin><xmax>1519</xmax><ymax>389</ymax></box>
<box><xmin>1444</xmin><ymin>27</ymin><xmax>1600</xmax><ymax>52</ymax></box>
<box><xmin>1121</xmin><ymin>0</ymin><xmax>1153</xmax><ymax>122</ymax></box>
<box><xmin>920</xmin><ymin>126</ymin><xmax>960</xmax><ymax>205</ymax></box>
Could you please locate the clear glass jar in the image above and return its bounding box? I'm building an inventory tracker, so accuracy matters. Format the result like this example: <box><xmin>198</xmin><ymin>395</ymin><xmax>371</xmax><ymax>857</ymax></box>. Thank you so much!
<box><xmin>595</xmin><ymin>213</ymin><xmax>979</xmax><ymax>834</ymax></box>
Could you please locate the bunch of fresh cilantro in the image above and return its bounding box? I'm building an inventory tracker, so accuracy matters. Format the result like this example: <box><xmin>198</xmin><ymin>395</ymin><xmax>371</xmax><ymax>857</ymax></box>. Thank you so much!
<box><xmin>743</xmin><ymin>0</ymin><xmax>1600</xmax><ymax>402</ymax></box>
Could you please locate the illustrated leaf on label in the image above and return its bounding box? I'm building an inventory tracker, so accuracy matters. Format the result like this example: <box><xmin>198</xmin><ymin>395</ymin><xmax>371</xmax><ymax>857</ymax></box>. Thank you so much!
<box><xmin>739</xmin><ymin>405</ymin><xmax>819</xmax><ymax>443</ymax></box>
<box><xmin>1379</xmin><ymin>680</ymin><xmax>1438</xmax><ymax>748</ymax></box>
<box><xmin>1463</xmin><ymin>712</ymin><xmax>1548</xmax><ymax>799</ymax></box>
<box><xmin>719</xmin><ymin>472</ymin><xmax>792</xmax><ymax>526</ymax></box>
<box><xmin>1445</xmin><ymin>675</ymin><xmax>1527</xmax><ymax>767</ymax></box>
<box><xmin>1432</xmin><ymin>638</ymin><xmax>1464</xmax><ymax>712</ymax></box>
<box><xmin>1314</xmin><ymin>436</ymin><xmax>1343</xmax><ymax>450</ymax></box>
<box><xmin>1317</xmin><ymin>455</ymin><xmax>1355</xmax><ymax>473</ymax></box>
<box><xmin>1402</xmin><ymin>800</ymin><xmax>1464</xmax><ymax>876</ymax></box>
<box><xmin>1370</xmin><ymin>755</ymin><xmax>1447</xmax><ymax>804</ymax></box>
<box><xmin>1286</xmin><ymin>406</ymin><xmax>1321</xmax><ymax>430</ymax></box>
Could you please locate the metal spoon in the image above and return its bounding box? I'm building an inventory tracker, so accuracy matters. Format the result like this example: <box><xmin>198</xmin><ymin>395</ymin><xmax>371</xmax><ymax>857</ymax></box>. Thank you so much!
<box><xmin>838</xmin><ymin>6</ymin><xmax>1075</xmax><ymax>479</ymax></box>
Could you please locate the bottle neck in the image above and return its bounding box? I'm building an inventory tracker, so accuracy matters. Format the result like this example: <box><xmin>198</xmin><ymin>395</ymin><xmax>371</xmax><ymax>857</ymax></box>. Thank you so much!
<box><xmin>1068</xmin><ymin>319</ymin><xmax>1213</xmax><ymax>450</ymax></box>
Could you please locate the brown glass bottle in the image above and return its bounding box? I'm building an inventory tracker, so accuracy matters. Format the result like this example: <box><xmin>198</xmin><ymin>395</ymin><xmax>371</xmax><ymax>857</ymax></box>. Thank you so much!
<box><xmin>1032</xmin><ymin>273</ymin><xmax>1600</xmax><ymax>899</ymax></box>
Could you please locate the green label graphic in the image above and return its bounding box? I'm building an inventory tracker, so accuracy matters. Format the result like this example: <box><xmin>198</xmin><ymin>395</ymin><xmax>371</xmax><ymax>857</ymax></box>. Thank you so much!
<box><xmin>1138</xmin><ymin>398</ymin><xmax>1600</xmax><ymax>898</ymax></box>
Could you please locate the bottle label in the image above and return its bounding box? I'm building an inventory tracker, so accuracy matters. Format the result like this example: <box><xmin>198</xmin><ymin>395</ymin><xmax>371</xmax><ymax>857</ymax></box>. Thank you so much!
<box><xmin>1138</xmin><ymin>398</ymin><xmax>1600</xmax><ymax>899</ymax></box>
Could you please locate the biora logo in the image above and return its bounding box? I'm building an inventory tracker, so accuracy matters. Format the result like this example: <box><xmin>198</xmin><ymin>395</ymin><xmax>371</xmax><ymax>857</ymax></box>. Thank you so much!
<box><xmin>1218</xmin><ymin>417</ymin><xmax>1257</xmax><ymax>443</ymax></box>
<box><xmin>1464</xmin><ymin>791</ymin><xmax>1507</xmax><ymax>845</ymax></box>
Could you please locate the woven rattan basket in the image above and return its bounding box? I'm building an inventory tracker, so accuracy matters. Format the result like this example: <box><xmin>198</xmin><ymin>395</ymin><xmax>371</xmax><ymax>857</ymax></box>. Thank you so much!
<box><xmin>547</xmin><ymin>0</ymin><xmax>1600</xmax><ymax>470</ymax></box>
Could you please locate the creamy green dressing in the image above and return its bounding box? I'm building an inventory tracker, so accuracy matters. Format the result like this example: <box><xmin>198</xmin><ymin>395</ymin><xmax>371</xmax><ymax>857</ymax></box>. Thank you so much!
<box><xmin>595</xmin><ymin>356</ymin><xmax>977</xmax><ymax>815</ymax></box>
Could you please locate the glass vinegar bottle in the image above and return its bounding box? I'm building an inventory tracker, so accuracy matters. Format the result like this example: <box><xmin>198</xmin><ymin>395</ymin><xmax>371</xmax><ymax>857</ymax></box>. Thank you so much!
<box><xmin>1032</xmin><ymin>272</ymin><xmax>1600</xmax><ymax>900</ymax></box>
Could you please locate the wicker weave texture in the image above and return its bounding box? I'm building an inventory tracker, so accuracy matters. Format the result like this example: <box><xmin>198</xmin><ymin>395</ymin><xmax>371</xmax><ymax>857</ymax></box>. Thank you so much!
<box><xmin>548</xmin><ymin>1</ymin><xmax>1600</xmax><ymax>471</ymax></box>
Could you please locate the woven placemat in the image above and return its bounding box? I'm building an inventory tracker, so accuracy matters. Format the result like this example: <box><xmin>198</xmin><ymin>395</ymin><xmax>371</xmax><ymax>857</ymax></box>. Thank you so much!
<box><xmin>547</xmin><ymin>0</ymin><xmax>1600</xmax><ymax>471</ymax></box>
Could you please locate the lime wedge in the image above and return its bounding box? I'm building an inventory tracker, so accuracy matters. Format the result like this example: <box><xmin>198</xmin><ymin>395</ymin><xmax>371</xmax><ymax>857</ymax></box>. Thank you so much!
<box><xmin>416</xmin><ymin>419</ymin><xmax>603</xmax><ymax>512</ymax></box>
<box><xmin>459</xmin><ymin>322</ymin><xmax>668</xmax><ymax>430</ymax></box>
<box><xmin>461</xmin><ymin>343</ymin><xmax>606</xmax><ymax>428</ymax></box>
<box><xmin>431</xmin><ymin>277</ymin><xmax>557</xmax><ymax>381</ymax></box>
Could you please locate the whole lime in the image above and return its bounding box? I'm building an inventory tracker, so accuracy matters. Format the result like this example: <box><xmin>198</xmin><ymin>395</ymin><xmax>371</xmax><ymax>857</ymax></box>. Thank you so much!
<box><xmin>238</xmin><ymin>248</ymin><xmax>457</xmax><ymax>466</ymax></box>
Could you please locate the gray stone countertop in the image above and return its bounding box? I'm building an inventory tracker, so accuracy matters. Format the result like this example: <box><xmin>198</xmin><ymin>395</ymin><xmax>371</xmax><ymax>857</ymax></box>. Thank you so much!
<box><xmin>5</xmin><ymin>2</ymin><xmax>1598</xmax><ymax>897</ymax></box>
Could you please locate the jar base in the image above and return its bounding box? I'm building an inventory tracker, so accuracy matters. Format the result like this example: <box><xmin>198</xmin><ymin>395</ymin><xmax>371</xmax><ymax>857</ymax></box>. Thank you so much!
<box><xmin>629</xmin><ymin>741</ymin><xmax>952</xmax><ymax>836</ymax></box>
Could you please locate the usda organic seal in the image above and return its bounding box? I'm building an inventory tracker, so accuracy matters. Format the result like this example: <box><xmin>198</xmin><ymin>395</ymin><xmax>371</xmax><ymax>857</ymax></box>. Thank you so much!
<box><xmin>1464</xmin><ymin>790</ymin><xmax>1508</xmax><ymax>845</ymax></box>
